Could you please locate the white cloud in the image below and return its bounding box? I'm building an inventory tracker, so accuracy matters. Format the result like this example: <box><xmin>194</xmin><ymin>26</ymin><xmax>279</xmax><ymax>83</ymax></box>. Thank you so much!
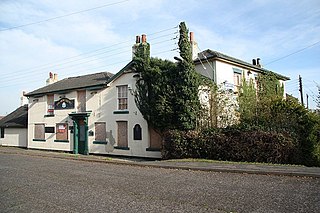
<box><xmin>0</xmin><ymin>0</ymin><xmax>320</xmax><ymax>114</ymax></box>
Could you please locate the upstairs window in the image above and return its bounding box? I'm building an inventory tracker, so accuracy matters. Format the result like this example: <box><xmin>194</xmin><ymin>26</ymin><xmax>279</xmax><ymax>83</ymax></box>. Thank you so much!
<box><xmin>47</xmin><ymin>94</ymin><xmax>54</xmax><ymax>115</ymax></box>
<box><xmin>233</xmin><ymin>68</ymin><xmax>242</xmax><ymax>93</ymax></box>
<box><xmin>77</xmin><ymin>90</ymin><xmax>86</xmax><ymax>112</ymax></box>
<box><xmin>117</xmin><ymin>85</ymin><xmax>128</xmax><ymax>110</ymax></box>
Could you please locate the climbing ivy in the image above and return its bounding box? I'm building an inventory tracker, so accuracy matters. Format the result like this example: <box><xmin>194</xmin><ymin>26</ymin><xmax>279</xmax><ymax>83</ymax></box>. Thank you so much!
<box><xmin>133</xmin><ymin>22</ymin><xmax>201</xmax><ymax>132</ymax></box>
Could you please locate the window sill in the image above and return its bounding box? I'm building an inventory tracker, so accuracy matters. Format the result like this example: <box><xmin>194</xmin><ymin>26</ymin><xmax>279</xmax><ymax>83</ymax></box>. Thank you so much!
<box><xmin>114</xmin><ymin>146</ymin><xmax>130</xmax><ymax>150</ymax></box>
<box><xmin>113</xmin><ymin>110</ymin><xmax>129</xmax><ymax>114</ymax></box>
<box><xmin>146</xmin><ymin>147</ymin><xmax>161</xmax><ymax>152</ymax></box>
<box><xmin>44</xmin><ymin>114</ymin><xmax>55</xmax><ymax>117</ymax></box>
<box><xmin>33</xmin><ymin>139</ymin><xmax>46</xmax><ymax>142</ymax></box>
<box><xmin>54</xmin><ymin>140</ymin><xmax>69</xmax><ymax>143</ymax></box>
<box><xmin>93</xmin><ymin>141</ymin><xmax>108</xmax><ymax>144</ymax></box>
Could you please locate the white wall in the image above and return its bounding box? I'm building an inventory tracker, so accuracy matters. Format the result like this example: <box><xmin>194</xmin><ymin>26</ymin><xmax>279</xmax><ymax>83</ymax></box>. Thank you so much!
<box><xmin>88</xmin><ymin>72</ymin><xmax>161</xmax><ymax>158</ymax></box>
<box><xmin>27</xmin><ymin>72</ymin><xmax>161</xmax><ymax>158</ymax></box>
<box><xmin>215</xmin><ymin>60</ymin><xmax>235</xmax><ymax>85</ymax></box>
<box><xmin>0</xmin><ymin>128</ymin><xmax>27</xmax><ymax>147</ymax></box>
<box><xmin>197</xmin><ymin>59</ymin><xmax>260</xmax><ymax>89</ymax></box>
<box><xmin>27</xmin><ymin>93</ymin><xmax>75</xmax><ymax>151</ymax></box>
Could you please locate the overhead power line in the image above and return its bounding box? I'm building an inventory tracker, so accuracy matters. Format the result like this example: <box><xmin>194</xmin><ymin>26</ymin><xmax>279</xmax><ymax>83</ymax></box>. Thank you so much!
<box><xmin>0</xmin><ymin>34</ymin><xmax>178</xmax><ymax>85</ymax></box>
<box><xmin>2</xmin><ymin>38</ymin><xmax>177</xmax><ymax>83</ymax></box>
<box><xmin>265</xmin><ymin>40</ymin><xmax>320</xmax><ymax>65</ymax></box>
<box><xmin>0</xmin><ymin>0</ymin><xmax>130</xmax><ymax>32</ymax></box>
<box><xmin>0</xmin><ymin>46</ymin><xmax>178</xmax><ymax>89</ymax></box>
<box><xmin>1</xmin><ymin>26</ymin><xmax>177</xmax><ymax>80</ymax></box>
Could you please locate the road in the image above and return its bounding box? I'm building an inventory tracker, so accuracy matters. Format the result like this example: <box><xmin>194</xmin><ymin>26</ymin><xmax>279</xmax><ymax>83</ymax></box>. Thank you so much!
<box><xmin>0</xmin><ymin>153</ymin><xmax>319</xmax><ymax>213</ymax></box>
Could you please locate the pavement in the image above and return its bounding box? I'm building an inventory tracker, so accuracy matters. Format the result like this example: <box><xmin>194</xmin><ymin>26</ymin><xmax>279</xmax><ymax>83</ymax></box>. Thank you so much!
<box><xmin>1</xmin><ymin>146</ymin><xmax>320</xmax><ymax>178</ymax></box>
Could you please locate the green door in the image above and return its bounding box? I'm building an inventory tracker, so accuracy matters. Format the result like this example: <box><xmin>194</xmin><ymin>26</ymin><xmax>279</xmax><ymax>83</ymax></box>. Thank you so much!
<box><xmin>69</xmin><ymin>112</ymin><xmax>90</xmax><ymax>155</ymax></box>
<box><xmin>73</xmin><ymin>118</ymin><xmax>88</xmax><ymax>155</ymax></box>
<box><xmin>78</xmin><ymin>119</ymin><xmax>86</xmax><ymax>154</ymax></box>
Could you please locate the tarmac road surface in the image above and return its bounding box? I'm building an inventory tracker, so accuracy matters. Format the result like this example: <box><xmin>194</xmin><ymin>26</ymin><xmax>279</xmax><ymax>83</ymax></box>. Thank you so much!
<box><xmin>0</xmin><ymin>153</ymin><xmax>319</xmax><ymax>212</ymax></box>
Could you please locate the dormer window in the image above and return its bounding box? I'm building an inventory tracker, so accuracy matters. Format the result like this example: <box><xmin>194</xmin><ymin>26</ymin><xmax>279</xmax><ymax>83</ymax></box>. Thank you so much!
<box><xmin>117</xmin><ymin>85</ymin><xmax>128</xmax><ymax>110</ymax></box>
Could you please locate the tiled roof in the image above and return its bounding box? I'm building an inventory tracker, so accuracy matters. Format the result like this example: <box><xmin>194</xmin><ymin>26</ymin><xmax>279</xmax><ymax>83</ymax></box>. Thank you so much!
<box><xmin>25</xmin><ymin>61</ymin><xmax>134</xmax><ymax>97</ymax></box>
<box><xmin>25</xmin><ymin>71</ymin><xmax>115</xmax><ymax>96</ymax></box>
<box><xmin>195</xmin><ymin>49</ymin><xmax>290</xmax><ymax>80</ymax></box>
<box><xmin>0</xmin><ymin>105</ymin><xmax>28</xmax><ymax>128</ymax></box>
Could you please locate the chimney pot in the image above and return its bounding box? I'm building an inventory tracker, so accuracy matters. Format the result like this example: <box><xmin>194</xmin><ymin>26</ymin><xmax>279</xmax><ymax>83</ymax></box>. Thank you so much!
<box><xmin>257</xmin><ymin>58</ymin><xmax>261</xmax><ymax>66</ymax></box>
<box><xmin>135</xmin><ymin>35</ymin><xmax>140</xmax><ymax>44</ymax></box>
<box><xmin>49</xmin><ymin>72</ymin><xmax>53</xmax><ymax>79</ymax></box>
<box><xmin>252</xmin><ymin>59</ymin><xmax>256</xmax><ymax>65</ymax></box>
<box><xmin>190</xmin><ymin>32</ymin><xmax>194</xmax><ymax>43</ymax></box>
<box><xmin>141</xmin><ymin>34</ymin><xmax>147</xmax><ymax>43</ymax></box>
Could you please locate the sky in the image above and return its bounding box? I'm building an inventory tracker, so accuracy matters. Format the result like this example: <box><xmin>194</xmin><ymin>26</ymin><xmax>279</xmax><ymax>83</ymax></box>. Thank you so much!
<box><xmin>0</xmin><ymin>0</ymin><xmax>319</xmax><ymax>115</ymax></box>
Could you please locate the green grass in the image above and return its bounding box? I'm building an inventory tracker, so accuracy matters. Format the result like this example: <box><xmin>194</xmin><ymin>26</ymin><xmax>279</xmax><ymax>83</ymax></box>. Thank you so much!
<box><xmin>165</xmin><ymin>158</ymin><xmax>303</xmax><ymax>167</ymax></box>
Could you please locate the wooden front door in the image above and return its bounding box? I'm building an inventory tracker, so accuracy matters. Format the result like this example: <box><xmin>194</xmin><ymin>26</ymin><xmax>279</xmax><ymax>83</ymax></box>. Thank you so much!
<box><xmin>117</xmin><ymin>121</ymin><xmax>128</xmax><ymax>148</ymax></box>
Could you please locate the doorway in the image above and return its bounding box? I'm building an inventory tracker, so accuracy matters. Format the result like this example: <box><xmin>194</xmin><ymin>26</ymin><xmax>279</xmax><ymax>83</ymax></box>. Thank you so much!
<box><xmin>69</xmin><ymin>112</ymin><xmax>90</xmax><ymax>155</ymax></box>
<box><xmin>77</xmin><ymin>119</ymin><xmax>87</xmax><ymax>154</ymax></box>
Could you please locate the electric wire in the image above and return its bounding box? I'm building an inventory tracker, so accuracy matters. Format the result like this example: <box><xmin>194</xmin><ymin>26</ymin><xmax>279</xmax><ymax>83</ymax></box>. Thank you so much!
<box><xmin>0</xmin><ymin>47</ymin><xmax>178</xmax><ymax>89</ymax></box>
<box><xmin>1</xmin><ymin>29</ymin><xmax>177</xmax><ymax>83</ymax></box>
<box><xmin>196</xmin><ymin>46</ymin><xmax>215</xmax><ymax>79</ymax></box>
<box><xmin>0</xmin><ymin>0</ymin><xmax>130</xmax><ymax>32</ymax></box>
<box><xmin>1</xmin><ymin>37</ymin><xmax>177</xmax><ymax>84</ymax></box>
<box><xmin>1</xmin><ymin>26</ymin><xmax>178</xmax><ymax>78</ymax></box>
<box><xmin>265</xmin><ymin>40</ymin><xmax>320</xmax><ymax>65</ymax></box>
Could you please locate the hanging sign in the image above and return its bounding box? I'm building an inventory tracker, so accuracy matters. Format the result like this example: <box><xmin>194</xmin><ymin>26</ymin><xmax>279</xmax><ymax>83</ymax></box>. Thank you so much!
<box><xmin>55</xmin><ymin>98</ymin><xmax>75</xmax><ymax>110</ymax></box>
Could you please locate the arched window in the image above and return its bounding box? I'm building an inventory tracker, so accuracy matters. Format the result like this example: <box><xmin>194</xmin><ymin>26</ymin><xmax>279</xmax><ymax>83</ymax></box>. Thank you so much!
<box><xmin>133</xmin><ymin>124</ymin><xmax>142</xmax><ymax>140</ymax></box>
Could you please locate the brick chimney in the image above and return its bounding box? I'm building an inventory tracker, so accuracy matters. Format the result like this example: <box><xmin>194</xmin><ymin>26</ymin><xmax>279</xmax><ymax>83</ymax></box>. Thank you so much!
<box><xmin>132</xmin><ymin>34</ymin><xmax>150</xmax><ymax>59</ymax></box>
<box><xmin>46</xmin><ymin>72</ymin><xmax>58</xmax><ymax>85</ymax></box>
<box><xmin>190</xmin><ymin>32</ymin><xmax>199</xmax><ymax>60</ymax></box>
<box><xmin>132</xmin><ymin>35</ymin><xmax>141</xmax><ymax>58</ymax></box>
<box><xmin>141</xmin><ymin>34</ymin><xmax>147</xmax><ymax>43</ymax></box>
<box><xmin>257</xmin><ymin>58</ymin><xmax>261</xmax><ymax>67</ymax></box>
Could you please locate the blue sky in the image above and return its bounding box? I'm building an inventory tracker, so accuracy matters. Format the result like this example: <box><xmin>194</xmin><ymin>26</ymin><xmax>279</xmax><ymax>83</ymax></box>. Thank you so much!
<box><xmin>0</xmin><ymin>0</ymin><xmax>319</xmax><ymax>115</ymax></box>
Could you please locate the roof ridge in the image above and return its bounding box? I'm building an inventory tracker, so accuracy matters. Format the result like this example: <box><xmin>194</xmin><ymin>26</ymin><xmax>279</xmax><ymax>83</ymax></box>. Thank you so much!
<box><xmin>198</xmin><ymin>49</ymin><xmax>290</xmax><ymax>80</ymax></box>
<box><xmin>65</xmin><ymin>71</ymin><xmax>114</xmax><ymax>80</ymax></box>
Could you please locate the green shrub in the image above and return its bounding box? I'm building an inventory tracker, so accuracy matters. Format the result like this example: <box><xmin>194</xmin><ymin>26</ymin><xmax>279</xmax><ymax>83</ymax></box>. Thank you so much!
<box><xmin>162</xmin><ymin>127</ymin><xmax>297</xmax><ymax>164</ymax></box>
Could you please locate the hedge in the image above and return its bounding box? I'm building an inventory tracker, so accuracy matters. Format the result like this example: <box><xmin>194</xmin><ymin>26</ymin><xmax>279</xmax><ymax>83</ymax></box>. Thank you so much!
<box><xmin>162</xmin><ymin>128</ymin><xmax>297</xmax><ymax>164</ymax></box>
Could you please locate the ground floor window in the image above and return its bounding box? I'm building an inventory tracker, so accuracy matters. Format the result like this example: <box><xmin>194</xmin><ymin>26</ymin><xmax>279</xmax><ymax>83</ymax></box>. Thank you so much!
<box><xmin>56</xmin><ymin>123</ymin><xmax>68</xmax><ymax>141</ymax></box>
<box><xmin>34</xmin><ymin>124</ymin><xmax>45</xmax><ymax>140</ymax></box>
<box><xmin>95</xmin><ymin>122</ymin><xmax>106</xmax><ymax>142</ymax></box>
<box><xmin>133</xmin><ymin>124</ymin><xmax>142</xmax><ymax>140</ymax></box>
<box><xmin>0</xmin><ymin>128</ymin><xmax>4</xmax><ymax>138</ymax></box>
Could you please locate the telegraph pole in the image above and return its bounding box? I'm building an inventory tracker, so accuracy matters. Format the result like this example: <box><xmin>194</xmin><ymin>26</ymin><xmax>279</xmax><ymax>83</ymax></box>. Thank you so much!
<box><xmin>306</xmin><ymin>94</ymin><xmax>309</xmax><ymax>109</ymax></box>
<box><xmin>299</xmin><ymin>75</ymin><xmax>304</xmax><ymax>106</ymax></box>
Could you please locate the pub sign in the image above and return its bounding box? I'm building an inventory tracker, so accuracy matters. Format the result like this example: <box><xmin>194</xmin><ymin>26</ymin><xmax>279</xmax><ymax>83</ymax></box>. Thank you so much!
<box><xmin>54</xmin><ymin>98</ymin><xmax>75</xmax><ymax>110</ymax></box>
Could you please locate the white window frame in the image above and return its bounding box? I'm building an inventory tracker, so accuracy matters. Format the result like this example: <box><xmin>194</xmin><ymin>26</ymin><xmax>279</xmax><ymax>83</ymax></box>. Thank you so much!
<box><xmin>117</xmin><ymin>85</ymin><xmax>128</xmax><ymax>110</ymax></box>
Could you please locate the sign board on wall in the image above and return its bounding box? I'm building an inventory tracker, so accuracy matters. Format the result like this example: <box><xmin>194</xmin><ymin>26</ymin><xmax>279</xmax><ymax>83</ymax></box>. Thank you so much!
<box><xmin>54</xmin><ymin>98</ymin><xmax>75</xmax><ymax>110</ymax></box>
<box><xmin>57</xmin><ymin>124</ymin><xmax>66</xmax><ymax>133</ymax></box>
